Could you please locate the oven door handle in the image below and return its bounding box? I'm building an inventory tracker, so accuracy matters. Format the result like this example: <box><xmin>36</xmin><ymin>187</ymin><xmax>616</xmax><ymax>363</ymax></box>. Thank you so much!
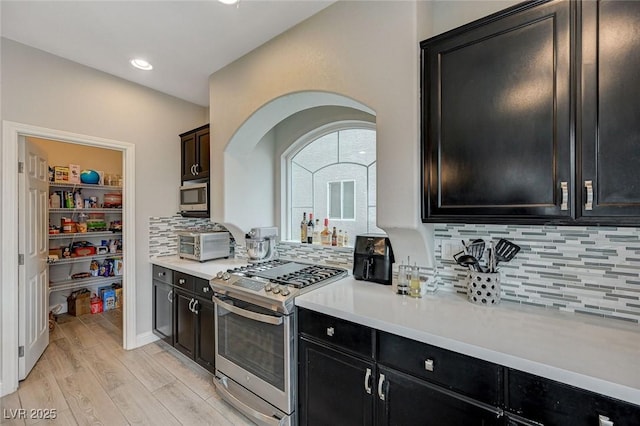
<box><xmin>212</xmin><ymin>296</ymin><xmax>284</xmax><ymax>326</ymax></box>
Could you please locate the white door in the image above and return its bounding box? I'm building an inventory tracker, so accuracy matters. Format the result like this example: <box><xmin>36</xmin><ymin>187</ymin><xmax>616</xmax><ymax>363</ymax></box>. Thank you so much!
<box><xmin>18</xmin><ymin>139</ymin><xmax>49</xmax><ymax>380</ymax></box>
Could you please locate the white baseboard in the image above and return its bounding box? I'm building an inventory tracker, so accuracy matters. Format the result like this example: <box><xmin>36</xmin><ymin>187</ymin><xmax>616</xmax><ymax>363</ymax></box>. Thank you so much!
<box><xmin>136</xmin><ymin>331</ymin><xmax>160</xmax><ymax>348</ymax></box>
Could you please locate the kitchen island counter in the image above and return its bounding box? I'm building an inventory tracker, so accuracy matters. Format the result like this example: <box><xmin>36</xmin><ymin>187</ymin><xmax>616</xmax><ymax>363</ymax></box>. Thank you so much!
<box><xmin>295</xmin><ymin>277</ymin><xmax>640</xmax><ymax>406</ymax></box>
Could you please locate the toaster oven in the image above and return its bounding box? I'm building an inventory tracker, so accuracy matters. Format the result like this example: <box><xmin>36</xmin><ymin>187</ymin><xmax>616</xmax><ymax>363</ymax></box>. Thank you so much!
<box><xmin>177</xmin><ymin>230</ymin><xmax>231</xmax><ymax>262</ymax></box>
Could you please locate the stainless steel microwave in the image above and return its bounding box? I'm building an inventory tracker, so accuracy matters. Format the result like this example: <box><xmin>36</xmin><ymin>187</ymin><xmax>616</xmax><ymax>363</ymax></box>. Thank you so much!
<box><xmin>179</xmin><ymin>182</ymin><xmax>208</xmax><ymax>214</ymax></box>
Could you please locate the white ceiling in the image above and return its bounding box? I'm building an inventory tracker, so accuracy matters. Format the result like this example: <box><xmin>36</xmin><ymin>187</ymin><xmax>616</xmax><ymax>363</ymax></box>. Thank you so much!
<box><xmin>1</xmin><ymin>0</ymin><xmax>336</xmax><ymax>106</ymax></box>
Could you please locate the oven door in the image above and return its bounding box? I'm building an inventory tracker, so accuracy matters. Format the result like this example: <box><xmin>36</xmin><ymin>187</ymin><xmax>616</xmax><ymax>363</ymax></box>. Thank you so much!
<box><xmin>213</xmin><ymin>294</ymin><xmax>293</xmax><ymax>415</ymax></box>
<box><xmin>177</xmin><ymin>234</ymin><xmax>198</xmax><ymax>260</ymax></box>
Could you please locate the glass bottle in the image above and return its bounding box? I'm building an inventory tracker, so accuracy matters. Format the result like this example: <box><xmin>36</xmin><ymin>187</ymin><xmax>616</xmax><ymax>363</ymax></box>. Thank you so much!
<box><xmin>409</xmin><ymin>264</ymin><xmax>422</xmax><ymax>298</ymax></box>
<box><xmin>321</xmin><ymin>218</ymin><xmax>331</xmax><ymax>245</ymax></box>
<box><xmin>307</xmin><ymin>213</ymin><xmax>314</xmax><ymax>244</ymax></box>
<box><xmin>343</xmin><ymin>230</ymin><xmax>349</xmax><ymax>247</ymax></box>
<box><xmin>331</xmin><ymin>226</ymin><xmax>338</xmax><ymax>246</ymax></box>
<box><xmin>337</xmin><ymin>230</ymin><xmax>344</xmax><ymax>247</ymax></box>
<box><xmin>300</xmin><ymin>212</ymin><xmax>307</xmax><ymax>243</ymax></box>
<box><xmin>312</xmin><ymin>219</ymin><xmax>321</xmax><ymax>244</ymax></box>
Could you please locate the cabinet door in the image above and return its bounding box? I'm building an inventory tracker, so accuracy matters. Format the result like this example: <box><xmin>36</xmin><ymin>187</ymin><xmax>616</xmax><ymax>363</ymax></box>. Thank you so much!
<box><xmin>194</xmin><ymin>128</ymin><xmax>210</xmax><ymax>179</ymax></box>
<box><xmin>580</xmin><ymin>0</ymin><xmax>640</xmax><ymax>222</ymax></box>
<box><xmin>194</xmin><ymin>297</ymin><xmax>215</xmax><ymax>374</ymax></box>
<box><xmin>152</xmin><ymin>280</ymin><xmax>173</xmax><ymax>344</ymax></box>
<box><xmin>507</xmin><ymin>369</ymin><xmax>640</xmax><ymax>426</ymax></box>
<box><xmin>174</xmin><ymin>289</ymin><xmax>195</xmax><ymax>358</ymax></box>
<box><xmin>181</xmin><ymin>132</ymin><xmax>198</xmax><ymax>181</ymax></box>
<box><xmin>422</xmin><ymin>0</ymin><xmax>573</xmax><ymax>223</ymax></box>
<box><xmin>377</xmin><ymin>366</ymin><xmax>503</xmax><ymax>426</ymax></box>
<box><xmin>298</xmin><ymin>338</ymin><xmax>374</xmax><ymax>426</ymax></box>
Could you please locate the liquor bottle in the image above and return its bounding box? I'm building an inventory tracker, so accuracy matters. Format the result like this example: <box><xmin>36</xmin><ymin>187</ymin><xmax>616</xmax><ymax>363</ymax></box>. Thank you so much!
<box><xmin>337</xmin><ymin>230</ymin><xmax>344</xmax><ymax>247</ymax></box>
<box><xmin>343</xmin><ymin>230</ymin><xmax>349</xmax><ymax>247</ymax></box>
<box><xmin>300</xmin><ymin>212</ymin><xmax>307</xmax><ymax>243</ymax></box>
<box><xmin>312</xmin><ymin>219</ymin><xmax>321</xmax><ymax>244</ymax></box>
<box><xmin>307</xmin><ymin>213</ymin><xmax>314</xmax><ymax>244</ymax></box>
<box><xmin>320</xmin><ymin>218</ymin><xmax>331</xmax><ymax>245</ymax></box>
<box><xmin>331</xmin><ymin>226</ymin><xmax>338</xmax><ymax>246</ymax></box>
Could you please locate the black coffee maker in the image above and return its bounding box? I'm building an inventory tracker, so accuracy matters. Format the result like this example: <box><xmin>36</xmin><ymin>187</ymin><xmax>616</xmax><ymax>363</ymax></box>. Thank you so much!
<box><xmin>353</xmin><ymin>234</ymin><xmax>395</xmax><ymax>285</ymax></box>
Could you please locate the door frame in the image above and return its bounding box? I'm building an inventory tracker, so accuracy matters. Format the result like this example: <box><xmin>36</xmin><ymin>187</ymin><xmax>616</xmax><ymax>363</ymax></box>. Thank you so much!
<box><xmin>1</xmin><ymin>121</ymin><xmax>137</xmax><ymax>396</ymax></box>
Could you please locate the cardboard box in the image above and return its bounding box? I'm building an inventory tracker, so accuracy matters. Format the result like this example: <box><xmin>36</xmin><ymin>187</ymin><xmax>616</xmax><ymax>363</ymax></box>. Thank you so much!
<box><xmin>67</xmin><ymin>289</ymin><xmax>91</xmax><ymax>316</ymax></box>
<box><xmin>98</xmin><ymin>286</ymin><xmax>116</xmax><ymax>311</ymax></box>
<box><xmin>54</xmin><ymin>166</ymin><xmax>69</xmax><ymax>183</ymax></box>
<box><xmin>114</xmin><ymin>287</ymin><xmax>123</xmax><ymax>309</ymax></box>
<box><xmin>68</xmin><ymin>164</ymin><xmax>81</xmax><ymax>183</ymax></box>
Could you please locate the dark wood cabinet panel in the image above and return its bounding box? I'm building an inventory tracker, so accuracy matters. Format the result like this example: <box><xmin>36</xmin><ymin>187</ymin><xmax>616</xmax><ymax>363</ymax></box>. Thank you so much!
<box><xmin>298</xmin><ymin>338</ymin><xmax>374</xmax><ymax>426</ymax></box>
<box><xmin>180</xmin><ymin>124</ymin><xmax>209</xmax><ymax>182</ymax></box>
<box><xmin>422</xmin><ymin>0</ymin><xmax>573</xmax><ymax>223</ymax></box>
<box><xmin>579</xmin><ymin>0</ymin><xmax>640</xmax><ymax>221</ymax></box>
<box><xmin>174</xmin><ymin>289</ymin><xmax>195</xmax><ymax>358</ymax></box>
<box><xmin>507</xmin><ymin>368</ymin><xmax>640</xmax><ymax>426</ymax></box>
<box><xmin>152</xmin><ymin>280</ymin><xmax>173</xmax><ymax>345</ymax></box>
<box><xmin>377</xmin><ymin>366</ymin><xmax>502</xmax><ymax>426</ymax></box>
<box><xmin>194</xmin><ymin>297</ymin><xmax>215</xmax><ymax>374</ymax></box>
<box><xmin>378</xmin><ymin>331</ymin><xmax>503</xmax><ymax>406</ymax></box>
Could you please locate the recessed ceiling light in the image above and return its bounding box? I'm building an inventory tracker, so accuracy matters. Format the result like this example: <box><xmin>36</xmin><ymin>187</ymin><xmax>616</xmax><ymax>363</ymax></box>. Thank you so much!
<box><xmin>359</xmin><ymin>151</ymin><xmax>367</xmax><ymax>154</ymax></box>
<box><xmin>218</xmin><ymin>0</ymin><xmax>238</xmax><ymax>4</ymax></box>
<box><xmin>130</xmin><ymin>58</ymin><xmax>153</xmax><ymax>71</ymax></box>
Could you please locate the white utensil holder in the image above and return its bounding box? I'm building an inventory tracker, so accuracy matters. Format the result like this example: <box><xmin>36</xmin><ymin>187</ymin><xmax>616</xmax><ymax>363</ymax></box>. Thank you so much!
<box><xmin>466</xmin><ymin>271</ymin><xmax>500</xmax><ymax>305</ymax></box>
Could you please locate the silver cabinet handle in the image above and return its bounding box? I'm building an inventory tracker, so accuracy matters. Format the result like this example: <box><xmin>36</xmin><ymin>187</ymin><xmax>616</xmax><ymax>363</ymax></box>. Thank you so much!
<box><xmin>326</xmin><ymin>327</ymin><xmax>335</xmax><ymax>337</ymax></box>
<box><xmin>203</xmin><ymin>286</ymin><xmax>210</xmax><ymax>293</ymax></box>
<box><xmin>194</xmin><ymin>163</ymin><xmax>200</xmax><ymax>175</ymax></box>
<box><xmin>179</xmin><ymin>278</ymin><xmax>185</xmax><ymax>285</ymax></box>
<box><xmin>191</xmin><ymin>164</ymin><xmax>197</xmax><ymax>176</ymax></box>
<box><xmin>188</xmin><ymin>298</ymin><xmax>195</xmax><ymax>312</ymax></box>
<box><xmin>599</xmin><ymin>415</ymin><xmax>614</xmax><ymax>426</ymax></box>
<box><xmin>193</xmin><ymin>300</ymin><xmax>199</xmax><ymax>315</ymax></box>
<box><xmin>424</xmin><ymin>359</ymin><xmax>434</xmax><ymax>372</ymax></box>
<box><xmin>585</xmin><ymin>180</ymin><xmax>594</xmax><ymax>211</ymax></box>
<box><xmin>158</xmin><ymin>271</ymin><xmax>165</xmax><ymax>277</ymax></box>
<box><xmin>560</xmin><ymin>181</ymin><xmax>569</xmax><ymax>211</ymax></box>
<box><xmin>364</xmin><ymin>368</ymin><xmax>372</xmax><ymax>394</ymax></box>
<box><xmin>377</xmin><ymin>373</ymin><xmax>386</xmax><ymax>401</ymax></box>
<box><xmin>167</xmin><ymin>290</ymin><xmax>173</xmax><ymax>303</ymax></box>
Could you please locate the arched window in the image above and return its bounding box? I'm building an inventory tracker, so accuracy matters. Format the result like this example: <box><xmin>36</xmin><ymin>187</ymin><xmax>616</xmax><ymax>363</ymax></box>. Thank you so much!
<box><xmin>285</xmin><ymin>121</ymin><xmax>382</xmax><ymax>242</ymax></box>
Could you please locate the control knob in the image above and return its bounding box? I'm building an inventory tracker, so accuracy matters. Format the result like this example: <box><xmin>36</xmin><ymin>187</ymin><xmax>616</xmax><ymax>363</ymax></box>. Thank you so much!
<box><xmin>216</xmin><ymin>271</ymin><xmax>224</xmax><ymax>279</ymax></box>
<box><xmin>222</xmin><ymin>272</ymin><xmax>231</xmax><ymax>281</ymax></box>
<box><xmin>272</xmin><ymin>286</ymin><xmax>281</xmax><ymax>295</ymax></box>
<box><xmin>264</xmin><ymin>283</ymin><xmax>273</xmax><ymax>292</ymax></box>
<box><xmin>280</xmin><ymin>287</ymin><xmax>291</xmax><ymax>296</ymax></box>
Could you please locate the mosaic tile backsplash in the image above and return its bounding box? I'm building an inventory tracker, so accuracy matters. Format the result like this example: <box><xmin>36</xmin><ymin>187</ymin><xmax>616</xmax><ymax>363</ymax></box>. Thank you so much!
<box><xmin>148</xmin><ymin>216</ymin><xmax>354</xmax><ymax>269</ymax></box>
<box><xmin>435</xmin><ymin>224</ymin><xmax>640</xmax><ymax>324</ymax></box>
<box><xmin>149</xmin><ymin>217</ymin><xmax>640</xmax><ymax>324</ymax></box>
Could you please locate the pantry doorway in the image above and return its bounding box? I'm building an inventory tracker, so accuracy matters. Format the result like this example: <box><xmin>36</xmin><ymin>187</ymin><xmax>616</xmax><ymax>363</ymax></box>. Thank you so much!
<box><xmin>1</xmin><ymin>121</ymin><xmax>136</xmax><ymax>396</ymax></box>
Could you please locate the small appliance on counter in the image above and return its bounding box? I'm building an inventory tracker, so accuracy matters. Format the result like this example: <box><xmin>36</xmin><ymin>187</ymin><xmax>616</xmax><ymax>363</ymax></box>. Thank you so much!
<box><xmin>245</xmin><ymin>226</ymin><xmax>278</xmax><ymax>262</ymax></box>
<box><xmin>353</xmin><ymin>234</ymin><xmax>395</xmax><ymax>285</ymax></box>
<box><xmin>176</xmin><ymin>229</ymin><xmax>231</xmax><ymax>262</ymax></box>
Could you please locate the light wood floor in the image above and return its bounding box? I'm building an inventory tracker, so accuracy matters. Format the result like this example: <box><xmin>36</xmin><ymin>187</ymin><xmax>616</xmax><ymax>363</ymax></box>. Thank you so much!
<box><xmin>0</xmin><ymin>310</ymin><xmax>254</xmax><ymax>425</ymax></box>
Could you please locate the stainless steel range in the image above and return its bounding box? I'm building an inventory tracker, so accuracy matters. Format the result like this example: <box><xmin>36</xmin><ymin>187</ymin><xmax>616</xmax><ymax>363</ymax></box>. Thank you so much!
<box><xmin>210</xmin><ymin>259</ymin><xmax>347</xmax><ymax>426</ymax></box>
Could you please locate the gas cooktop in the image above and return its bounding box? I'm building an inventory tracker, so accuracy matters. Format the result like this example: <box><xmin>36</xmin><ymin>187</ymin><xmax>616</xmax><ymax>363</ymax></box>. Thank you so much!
<box><xmin>210</xmin><ymin>259</ymin><xmax>348</xmax><ymax>314</ymax></box>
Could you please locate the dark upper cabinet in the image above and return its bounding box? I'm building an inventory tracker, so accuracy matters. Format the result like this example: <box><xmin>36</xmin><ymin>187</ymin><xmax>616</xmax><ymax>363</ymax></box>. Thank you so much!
<box><xmin>181</xmin><ymin>124</ymin><xmax>210</xmax><ymax>182</ymax></box>
<box><xmin>579</xmin><ymin>0</ymin><xmax>640</xmax><ymax>222</ymax></box>
<box><xmin>422</xmin><ymin>0</ymin><xmax>573</xmax><ymax>223</ymax></box>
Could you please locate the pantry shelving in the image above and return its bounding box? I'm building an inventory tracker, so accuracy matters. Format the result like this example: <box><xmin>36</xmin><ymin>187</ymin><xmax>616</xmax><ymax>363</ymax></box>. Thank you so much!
<box><xmin>48</xmin><ymin>180</ymin><xmax>124</xmax><ymax>303</ymax></box>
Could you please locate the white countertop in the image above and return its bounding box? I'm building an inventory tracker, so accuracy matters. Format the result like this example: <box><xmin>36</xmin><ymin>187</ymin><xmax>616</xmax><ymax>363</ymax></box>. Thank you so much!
<box><xmin>295</xmin><ymin>277</ymin><xmax>640</xmax><ymax>406</ymax></box>
<box><xmin>150</xmin><ymin>255</ymin><xmax>249</xmax><ymax>280</ymax></box>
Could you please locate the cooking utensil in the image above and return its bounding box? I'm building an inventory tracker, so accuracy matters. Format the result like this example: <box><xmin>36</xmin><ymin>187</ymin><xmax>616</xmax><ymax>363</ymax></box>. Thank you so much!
<box><xmin>456</xmin><ymin>254</ymin><xmax>482</xmax><ymax>272</ymax></box>
<box><xmin>494</xmin><ymin>238</ymin><xmax>520</xmax><ymax>265</ymax></box>
<box><xmin>467</xmin><ymin>239</ymin><xmax>485</xmax><ymax>263</ymax></box>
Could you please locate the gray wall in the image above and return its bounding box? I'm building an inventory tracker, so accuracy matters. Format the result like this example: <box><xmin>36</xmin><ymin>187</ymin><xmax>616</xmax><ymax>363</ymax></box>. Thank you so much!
<box><xmin>1</xmin><ymin>38</ymin><xmax>207</xmax><ymax>343</ymax></box>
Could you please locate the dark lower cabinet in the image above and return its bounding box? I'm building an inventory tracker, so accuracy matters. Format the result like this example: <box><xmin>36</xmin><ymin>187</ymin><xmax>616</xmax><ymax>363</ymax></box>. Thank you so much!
<box><xmin>298</xmin><ymin>338</ymin><xmax>374</xmax><ymax>426</ymax></box>
<box><xmin>377</xmin><ymin>366</ymin><xmax>502</xmax><ymax>426</ymax></box>
<box><xmin>194</xmin><ymin>296</ymin><xmax>215</xmax><ymax>373</ymax></box>
<box><xmin>507</xmin><ymin>369</ymin><xmax>640</xmax><ymax>426</ymax></box>
<box><xmin>174</xmin><ymin>289</ymin><xmax>196</xmax><ymax>359</ymax></box>
<box><xmin>151</xmin><ymin>265</ymin><xmax>215</xmax><ymax>374</ymax></box>
<box><xmin>152</xmin><ymin>279</ymin><xmax>173</xmax><ymax>345</ymax></box>
<box><xmin>299</xmin><ymin>309</ymin><xmax>640</xmax><ymax>426</ymax></box>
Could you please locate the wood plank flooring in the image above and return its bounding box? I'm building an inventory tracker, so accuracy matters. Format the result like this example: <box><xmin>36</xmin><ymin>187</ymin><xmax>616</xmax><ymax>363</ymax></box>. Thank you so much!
<box><xmin>0</xmin><ymin>310</ymin><xmax>254</xmax><ymax>425</ymax></box>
